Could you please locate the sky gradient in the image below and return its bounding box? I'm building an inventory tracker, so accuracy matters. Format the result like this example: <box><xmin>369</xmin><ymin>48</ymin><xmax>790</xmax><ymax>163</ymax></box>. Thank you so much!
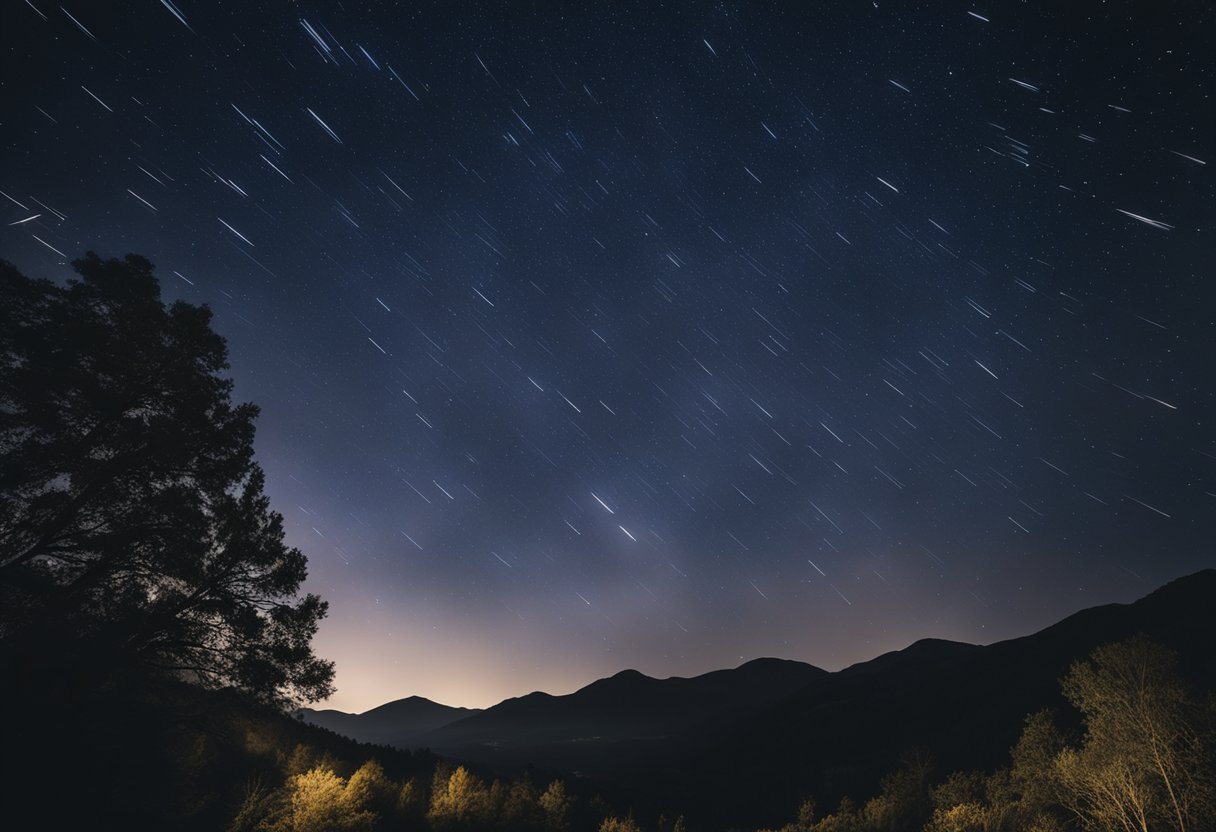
<box><xmin>3</xmin><ymin>1</ymin><xmax>1213</xmax><ymax>711</ymax></box>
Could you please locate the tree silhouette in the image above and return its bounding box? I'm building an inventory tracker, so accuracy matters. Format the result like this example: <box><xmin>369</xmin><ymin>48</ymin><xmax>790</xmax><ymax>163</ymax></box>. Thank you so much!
<box><xmin>0</xmin><ymin>253</ymin><xmax>333</xmax><ymax>706</ymax></box>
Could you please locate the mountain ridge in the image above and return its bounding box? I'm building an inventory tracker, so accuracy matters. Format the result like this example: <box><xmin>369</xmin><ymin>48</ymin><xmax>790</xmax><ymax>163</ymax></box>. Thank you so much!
<box><xmin>304</xmin><ymin>568</ymin><xmax>1216</xmax><ymax>820</ymax></box>
<box><xmin>666</xmin><ymin>567</ymin><xmax>1216</xmax><ymax>828</ymax></box>
<box><xmin>300</xmin><ymin>694</ymin><xmax>480</xmax><ymax>747</ymax></box>
<box><xmin>319</xmin><ymin>571</ymin><xmax>1216</xmax><ymax>723</ymax></box>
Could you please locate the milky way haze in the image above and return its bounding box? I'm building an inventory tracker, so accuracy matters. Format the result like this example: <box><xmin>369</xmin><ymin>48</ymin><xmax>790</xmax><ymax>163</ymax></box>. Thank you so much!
<box><xmin>4</xmin><ymin>1</ymin><xmax>1213</xmax><ymax>710</ymax></box>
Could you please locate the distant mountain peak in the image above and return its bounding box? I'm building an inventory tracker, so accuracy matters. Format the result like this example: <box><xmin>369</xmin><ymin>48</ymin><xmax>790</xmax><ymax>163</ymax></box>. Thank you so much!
<box><xmin>838</xmin><ymin>636</ymin><xmax>983</xmax><ymax>678</ymax></box>
<box><xmin>300</xmin><ymin>694</ymin><xmax>479</xmax><ymax>746</ymax></box>
<box><xmin>737</xmin><ymin>656</ymin><xmax>828</xmax><ymax>673</ymax></box>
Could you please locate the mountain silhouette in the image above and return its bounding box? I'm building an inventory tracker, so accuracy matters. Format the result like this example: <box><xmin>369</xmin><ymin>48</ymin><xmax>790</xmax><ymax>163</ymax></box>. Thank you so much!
<box><xmin>657</xmin><ymin>568</ymin><xmax>1216</xmax><ymax>828</ymax></box>
<box><xmin>300</xmin><ymin>695</ymin><xmax>480</xmax><ymax>746</ymax></box>
<box><xmin>305</xmin><ymin>569</ymin><xmax>1216</xmax><ymax>829</ymax></box>
<box><xmin>306</xmin><ymin>656</ymin><xmax>825</xmax><ymax>767</ymax></box>
<box><xmin>416</xmin><ymin>656</ymin><xmax>825</xmax><ymax>754</ymax></box>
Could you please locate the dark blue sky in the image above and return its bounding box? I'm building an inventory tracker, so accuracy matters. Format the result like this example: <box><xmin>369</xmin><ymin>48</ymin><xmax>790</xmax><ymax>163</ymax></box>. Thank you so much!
<box><xmin>3</xmin><ymin>0</ymin><xmax>1213</xmax><ymax>710</ymax></box>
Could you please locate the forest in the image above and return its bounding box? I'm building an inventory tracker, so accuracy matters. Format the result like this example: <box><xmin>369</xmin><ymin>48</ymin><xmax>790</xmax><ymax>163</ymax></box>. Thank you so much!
<box><xmin>2</xmin><ymin>254</ymin><xmax>1213</xmax><ymax>832</ymax></box>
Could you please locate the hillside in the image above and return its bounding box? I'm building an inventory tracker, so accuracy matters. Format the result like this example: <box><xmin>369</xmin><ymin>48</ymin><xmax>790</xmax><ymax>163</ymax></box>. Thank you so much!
<box><xmin>1</xmin><ymin>642</ymin><xmax>439</xmax><ymax>831</ymax></box>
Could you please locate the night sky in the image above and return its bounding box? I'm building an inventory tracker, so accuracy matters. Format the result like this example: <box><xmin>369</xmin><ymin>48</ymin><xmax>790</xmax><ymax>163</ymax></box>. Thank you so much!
<box><xmin>4</xmin><ymin>1</ymin><xmax>1213</xmax><ymax>712</ymax></box>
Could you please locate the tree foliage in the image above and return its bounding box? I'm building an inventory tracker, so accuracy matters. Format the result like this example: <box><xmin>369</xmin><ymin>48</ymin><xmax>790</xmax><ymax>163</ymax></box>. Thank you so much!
<box><xmin>288</xmin><ymin>766</ymin><xmax>373</xmax><ymax>832</ymax></box>
<box><xmin>1056</xmin><ymin>635</ymin><xmax>1213</xmax><ymax>832</ymax></box>
<box><xmin>540</xmin><ymin>779</ymin><xmax>577</xmax><ymax>832</ymax></box>
<box><xmin>759</xmin><ymin>636</ymin><xmax>1213</xmax><ymax>832</ymax></box>
<box><xmin>502</xmin><ymin>777</ymin><xmax>548</xmax><ymax>830</ymax></box>
<box><xmin>427</xmin><ymin>765</ymin><xmax>493</xmax><ymax>830</ymax></box>
<box><xmin>0</xmin><ymin>253</ymin><xmax>332</xmax><ymax>706</ymax></box>
<box><xmin>1008</xmin><ymin>709</ymin><xmax>1068</xmax><ymax>819</ymax></box>
<box><xmin>344</xmin><ymin>760</ymin><xmax>399</xmax><ymax>820</ymax></box>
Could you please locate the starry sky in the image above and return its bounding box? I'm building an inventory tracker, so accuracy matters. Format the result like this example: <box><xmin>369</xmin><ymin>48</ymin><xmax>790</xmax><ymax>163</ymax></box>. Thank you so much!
<box><xmin>3</xmin><ymin>1</ymin><xmax>1213</xmax><ymax>712</ymax></box>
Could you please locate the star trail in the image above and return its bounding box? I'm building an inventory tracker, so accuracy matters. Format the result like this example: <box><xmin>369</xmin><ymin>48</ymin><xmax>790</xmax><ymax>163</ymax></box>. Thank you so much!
<box><xmin>3</xmin><ymin>1</ymin><xmax>1213</xmax><ymax>711</ymax></box>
